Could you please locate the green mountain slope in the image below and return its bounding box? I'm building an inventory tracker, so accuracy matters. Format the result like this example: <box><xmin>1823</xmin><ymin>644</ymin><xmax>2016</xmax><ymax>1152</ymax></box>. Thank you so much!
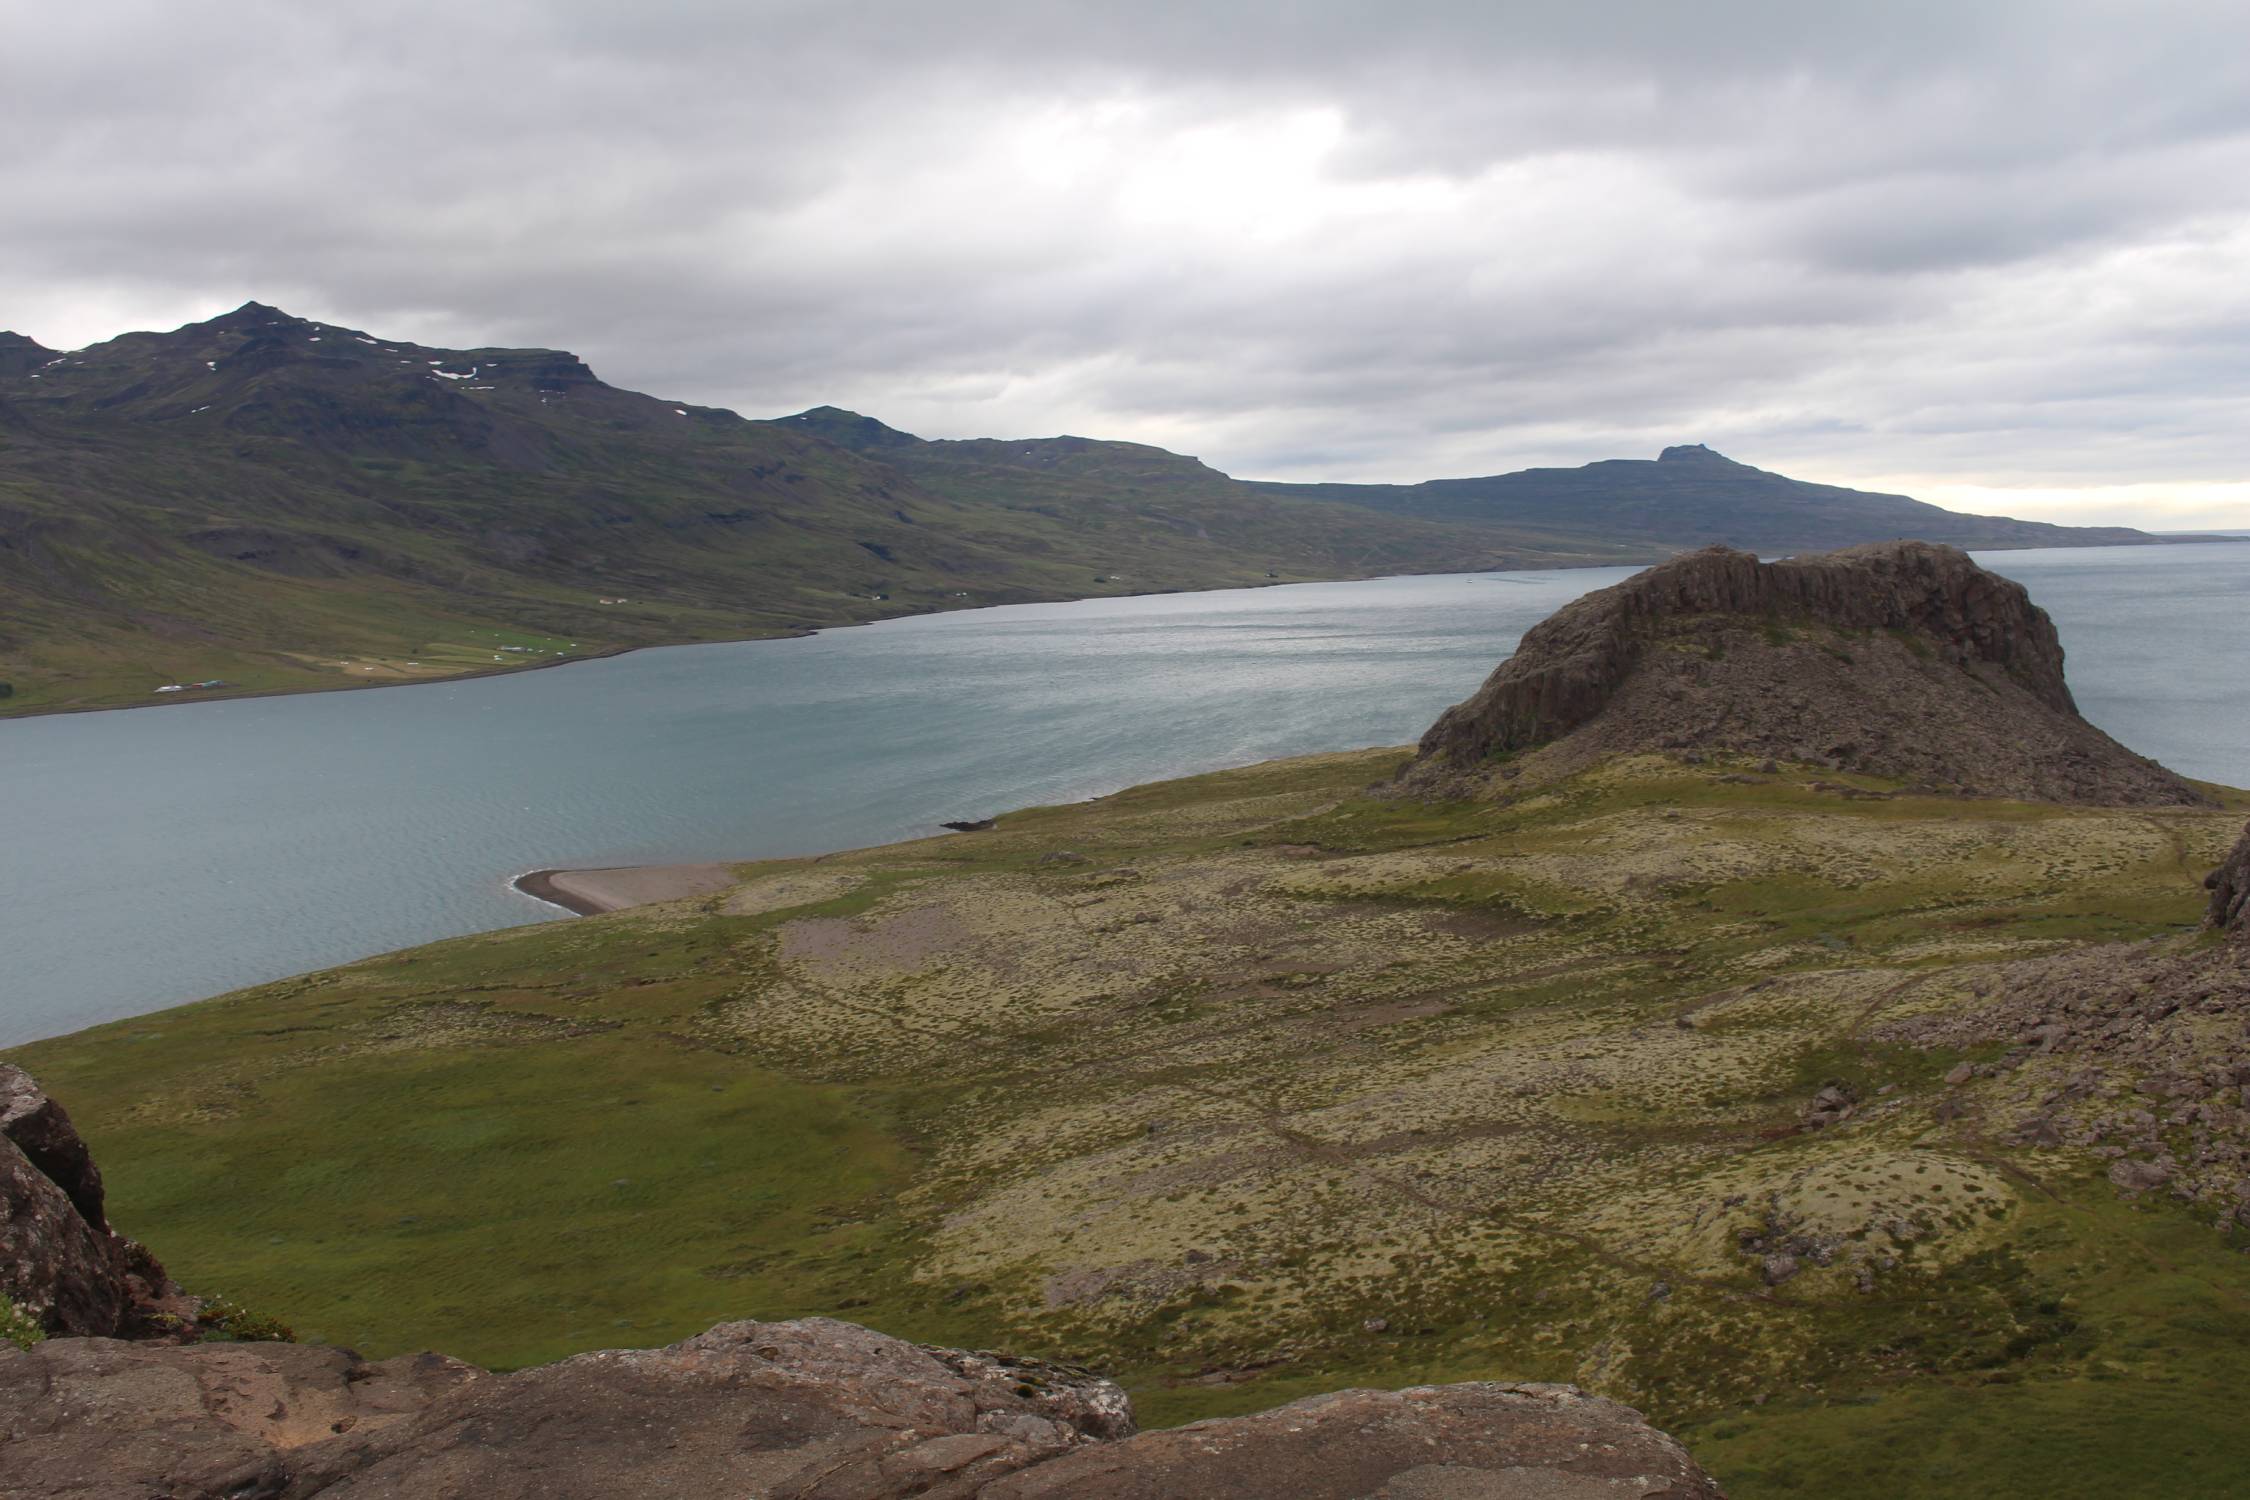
<box><xmin>0</xmin><ymin>308</ymin><xmax>1616</xmax><ymax>715</ymax></box>
<box><xmin>0</xmin><ymin>305</ymin><xmax>2163</xmax><ymax>716</ymax></box>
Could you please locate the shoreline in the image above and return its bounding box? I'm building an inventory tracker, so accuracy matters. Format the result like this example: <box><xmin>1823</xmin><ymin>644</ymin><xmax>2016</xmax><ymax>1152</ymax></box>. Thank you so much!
<box><xmin>512</xmin><ymin>869</ymin><xmax>611</xmax><ymax>916</ymax></box>
<box><xmin>6</xmin><ymin>536</ymin><xmax>2217</xmax><ymax>725</ymax></box>
<box><xmin>512</xmin><ymin>863</ymin><xmax>743</xmax><ymax>916</ymax></box>
<box><xmin>0</xmin><ymin>641</ymin><xmax>652</xmax><ymax>724</ymax></box>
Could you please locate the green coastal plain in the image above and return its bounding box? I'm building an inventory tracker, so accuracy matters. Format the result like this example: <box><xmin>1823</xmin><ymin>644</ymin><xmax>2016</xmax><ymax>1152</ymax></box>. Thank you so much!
<box><xmin>12</xmin><ymin>749</ymin><xmax>2249</xmax><ymax>1499</ymax></box>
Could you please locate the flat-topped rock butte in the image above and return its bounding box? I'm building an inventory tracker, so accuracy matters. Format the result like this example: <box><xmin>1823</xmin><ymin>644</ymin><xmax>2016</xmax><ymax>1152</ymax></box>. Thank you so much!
<box><xmin>1408</xmin><ymin>541</ymin><xmax>2205</xmax><ymax>806</ymax></box>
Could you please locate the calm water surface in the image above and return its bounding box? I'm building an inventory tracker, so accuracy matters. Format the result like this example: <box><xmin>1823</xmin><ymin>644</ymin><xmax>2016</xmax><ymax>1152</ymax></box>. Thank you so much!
<box><xmin>4</xmin><ymin>542</ymin><xmax>2245</xmax><ymax>1045</ymax></box>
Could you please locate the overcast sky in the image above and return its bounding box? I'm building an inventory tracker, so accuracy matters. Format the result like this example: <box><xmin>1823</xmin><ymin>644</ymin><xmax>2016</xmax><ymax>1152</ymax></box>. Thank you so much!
<box><xmin>6</xmin><ymin>1</ymin><xmax>2249</xmax><ymax>526</ymax></box>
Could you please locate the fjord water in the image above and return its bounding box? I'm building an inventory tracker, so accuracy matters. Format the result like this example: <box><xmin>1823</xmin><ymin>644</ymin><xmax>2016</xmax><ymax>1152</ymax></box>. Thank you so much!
<box><xmin>4</xmin><ymin>542</ymin><xmax>2246</xmax><ymax>1045</ymax></box>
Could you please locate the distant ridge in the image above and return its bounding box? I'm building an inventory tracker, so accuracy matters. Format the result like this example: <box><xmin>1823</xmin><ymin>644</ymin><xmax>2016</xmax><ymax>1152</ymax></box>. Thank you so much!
<box><xmin>1256</xmin><ymin>443</ymin><xmax>2155</xmax><ymax>553</ymax></box>
<box><xmin>0</xmin><ymin>301</ymin><xmax>2183</xmax><ymax>715</ymax></box>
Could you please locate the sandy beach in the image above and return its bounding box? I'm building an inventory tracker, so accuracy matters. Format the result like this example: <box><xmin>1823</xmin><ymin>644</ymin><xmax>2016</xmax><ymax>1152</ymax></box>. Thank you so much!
<box><xmin>513</xmin><ymin>863</ymin><xmax>740</xmax><ymax>915</ymax></box>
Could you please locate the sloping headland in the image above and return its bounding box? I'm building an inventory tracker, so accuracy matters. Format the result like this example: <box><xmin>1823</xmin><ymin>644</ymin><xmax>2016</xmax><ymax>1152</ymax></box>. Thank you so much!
<box><xmin>7</xmin><ymin>543</ymin><xmax>2249</xmax><ymax>1498</ymax></box>
<box><xmin>0</xmin><ymin>302</ymin><xmax>2181</xmax><ymax>717</ymax></box>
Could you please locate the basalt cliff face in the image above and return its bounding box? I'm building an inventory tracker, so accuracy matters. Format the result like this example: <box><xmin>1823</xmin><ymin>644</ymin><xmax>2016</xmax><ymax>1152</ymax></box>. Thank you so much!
<box><xmin>0</xmin><ymin>1067</ymin><xmax>1724</xmax><ymax>1499</ymax></box>
<box><xmin>1410</xmin><ymin>542</ymin><xmax>2206</xmax><ymax>806</ymax></box>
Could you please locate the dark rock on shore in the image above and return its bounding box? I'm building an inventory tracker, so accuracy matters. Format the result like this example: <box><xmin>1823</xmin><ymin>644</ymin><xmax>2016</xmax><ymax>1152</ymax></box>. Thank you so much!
<box><xmin>1</xmin><ymin>1064</ymin><xmax>190</xmax><ymax>1339</ymax></box>
<box><xmin>1408</xmin><ymin>542</ymin><xmax>2205</xmax><ymax>806</ymax></box>
<box><xmin>0</xmin><ymin>1319</ymin><xmax>1721</xmax><ymax>1499</ymax></box>
<box><xmin>943</xmin><ymin>818</ymin><xmax>997</xmax><ymax>832</ymax></box>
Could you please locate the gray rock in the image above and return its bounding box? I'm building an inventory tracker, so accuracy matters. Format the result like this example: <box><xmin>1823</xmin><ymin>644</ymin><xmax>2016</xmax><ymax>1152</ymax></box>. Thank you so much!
<box><xmin>980</xmin><ymin>1383</ymin><xmax>1723</xmax><ymax>1499</ymax></box>
<box><xmin>0</xmin><ymin>1322</ymin><xmax>1725</xmax><ymax>1500</ymax></box>
<box><xmin>0</xmin><ymin>1337</ymin><xmax>477</xmax><ymax>1500</ymax></box>
<box><xmin>2208</xmin><ymin>822</ymin><xmax>2250</xmax><ymax>935</ymax></box>
<box><xmin>2108</xmin><ymin>1159</ymin><xmax>2172</xmax><ymax>1194</ymax></box>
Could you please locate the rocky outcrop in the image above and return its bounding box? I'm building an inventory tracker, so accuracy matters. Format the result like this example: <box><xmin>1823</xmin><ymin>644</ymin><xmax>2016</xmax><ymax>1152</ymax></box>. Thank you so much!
<box><xmin>2209</xmin><ymin>822</ymin><xmax>2250</xmax><ymax>935</ymax></box>
<box><xmin>0</xmin><ymin>1319</ymin><xmax>1719</xmax><ymax>1499</ymax></box>
<box><xmin>1879</xmin><ymin>829</ymin><xmax>2250</xmax><ymax>1220</ymax></box>
<box><xmin>1409</xmin><ymin>542</ymin><xmax>2205</xmax><ymax>806</ymax></box>
<box><xmin>981</xmin><ymin>1381</ymin><xmax>1723</xmax><ymax>1498</ymax></box>
<box><xmin>0</xmin><ymin>1339</ymin><xmax>479</xmax><ymax>1500</ymax></box>
<box><xmin>0</xmin><ymin>1064</ymin><xmax>189</xmax><ymax>1339</ymax></box>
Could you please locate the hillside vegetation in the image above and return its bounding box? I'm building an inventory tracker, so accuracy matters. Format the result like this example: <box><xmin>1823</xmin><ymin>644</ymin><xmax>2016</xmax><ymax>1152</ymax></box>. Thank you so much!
<box><xmin>0</xmin><ymin>304</ymin><xmax>2159</xmax><ymax>716</ymax></box>
<box><xmin>11</xmin><ymin>751</ymin><xmax>2248</xmax><ymax>1498</ymax></box>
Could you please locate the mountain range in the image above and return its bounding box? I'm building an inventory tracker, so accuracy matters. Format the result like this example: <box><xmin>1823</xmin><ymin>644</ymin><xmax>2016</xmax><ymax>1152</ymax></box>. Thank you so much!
<box><xmin>0</xmin><ymin>302</ymin><xmax>2166</xmax><ymax>715</ymax></box>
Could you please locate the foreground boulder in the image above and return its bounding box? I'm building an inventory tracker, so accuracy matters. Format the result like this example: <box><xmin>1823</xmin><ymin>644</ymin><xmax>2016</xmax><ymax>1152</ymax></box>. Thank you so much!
<box><xmin>0</xmin><ymin>1318</ymin><xmax>1720</xmax><ymax>1499</ymax></box>
<box><xmin>1410</xmin><ymin>542</ymin><xmax>2204</xmax><ymax>805</ymax></box>
<box><xmin>0</xmin><ymin>1064</ymin><xmax>189</xmax><ymax>1338</ymax></box>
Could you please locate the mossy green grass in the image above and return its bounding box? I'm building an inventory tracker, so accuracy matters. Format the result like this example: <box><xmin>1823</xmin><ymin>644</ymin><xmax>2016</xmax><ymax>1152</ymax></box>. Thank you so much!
<box><xmin>9</xmin><ymin>750</ymin><xmax>2247</xmax><ymax>1496</ymax></box>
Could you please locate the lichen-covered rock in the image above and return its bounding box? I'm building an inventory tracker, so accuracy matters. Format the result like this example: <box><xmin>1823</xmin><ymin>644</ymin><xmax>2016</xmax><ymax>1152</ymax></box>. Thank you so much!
<box><xmin>1408</xmin><ymin>542</ymin><xmax>2204</xmax><ymax>806</ymax></box>
<box><xmin>0</xmin><ymin>1320</ymin><xmax>1724</xmax><ymax>1499</ymax></box>
<box><xmin>0</xmin><ymin>1064</ymin><xmax>187</xmax><ymax>1339</ymax></box>
<box><xmin>272</xmin><ymin>1317</ymin><xmax>1134</xmax><ymax>1499</ymax></box>
<box><xmin>2208</xmin><ymin>822</ymin><xmax>2250</xmax><ymax>935</ymax></box>
<box><xmin>980</xmin><ymin>1381</ymin><xmax>1724</xmax><ymax>1499</ymax></box>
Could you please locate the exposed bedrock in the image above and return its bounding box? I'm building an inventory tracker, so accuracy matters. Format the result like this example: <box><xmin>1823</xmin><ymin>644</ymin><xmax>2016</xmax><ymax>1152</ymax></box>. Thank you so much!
<box><xmin>1409</xmin><ymin>541</ymin><xmax>2205</xmax><ymax>806</ymax></box>
<box><xmin>0</xmin><ymin>1320</ymin><xmax>1722</xmax><ymax>1499</ymax></box>
<box><xmin>1</xmin><ymin>1064</ymin><xmax>189</xmax><ymax>1340</ymax></box>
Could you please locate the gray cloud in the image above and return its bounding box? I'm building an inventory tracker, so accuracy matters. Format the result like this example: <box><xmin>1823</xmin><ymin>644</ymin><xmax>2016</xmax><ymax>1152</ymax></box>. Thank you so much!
<box><xmin>4</xmin><ymin>0</ymin><xmax>2248</xmax><ymax>524</ymax></box>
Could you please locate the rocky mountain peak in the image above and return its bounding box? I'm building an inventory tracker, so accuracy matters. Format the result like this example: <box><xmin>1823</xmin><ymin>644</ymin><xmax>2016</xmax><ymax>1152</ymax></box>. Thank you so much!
<box><xmin>0</xmin><ymin>330</ymin><xmax>59</xmax><ymax>377</ymax></box>
<box><xmin>190</xmin><ymin>300</ymin><xmax>306</xmax><ymax>336</ymax></box>
<box><xmin>2210</xmin><ymin>824</ymin><xmax>2250</xmax><ymax>936</ymax></box>
<box><xmin>780</xmin><ymin>404</ymin><xmax>925</xmax><ymax>449</ymax></box>
<box><xmin>1408</xmin><ymin>541</ymin><xmax>2206</xmax><ymax>805</ymax></box>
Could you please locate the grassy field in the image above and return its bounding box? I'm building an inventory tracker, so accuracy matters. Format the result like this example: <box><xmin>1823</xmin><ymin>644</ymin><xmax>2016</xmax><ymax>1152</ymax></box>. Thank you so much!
<box><xmin>10</xmin><ymin>751</ymin><xmax>2248</xmax><ymax>1497</ymax></box>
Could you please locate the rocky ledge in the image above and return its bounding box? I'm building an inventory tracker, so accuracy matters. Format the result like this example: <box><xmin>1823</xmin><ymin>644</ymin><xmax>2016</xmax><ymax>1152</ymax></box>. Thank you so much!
<box><xmin>0</xmin><ymin>1318</ymin><xmax>1722</xmax><ymax>1499</ymax></box>
<box><xmin>1408</xmin><ymin>542</ymin><xmax>2205</xmax><ymax>806</ymax></box>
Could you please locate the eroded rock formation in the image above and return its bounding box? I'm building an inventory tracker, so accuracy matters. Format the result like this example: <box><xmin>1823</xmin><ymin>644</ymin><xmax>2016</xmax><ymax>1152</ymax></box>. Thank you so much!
<box><xmin>0</xmin><ymin>1318</ymin><xmax>1721</xmax><ymax>1498</ymax></box>
<box><xmin>1409</xmin><ymin>542</ymin><xmax>2205</xmax><ymax>806</ymax></box>
<box><xmin>1</xmin><ymin>1063</ymin><xmax>189</xmax><ymax>1339</ymax></box>
<box><xmin>2209</xmin><ymin>822</ymin><xmax>2250</xmax><ymax>935</ymax></box>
